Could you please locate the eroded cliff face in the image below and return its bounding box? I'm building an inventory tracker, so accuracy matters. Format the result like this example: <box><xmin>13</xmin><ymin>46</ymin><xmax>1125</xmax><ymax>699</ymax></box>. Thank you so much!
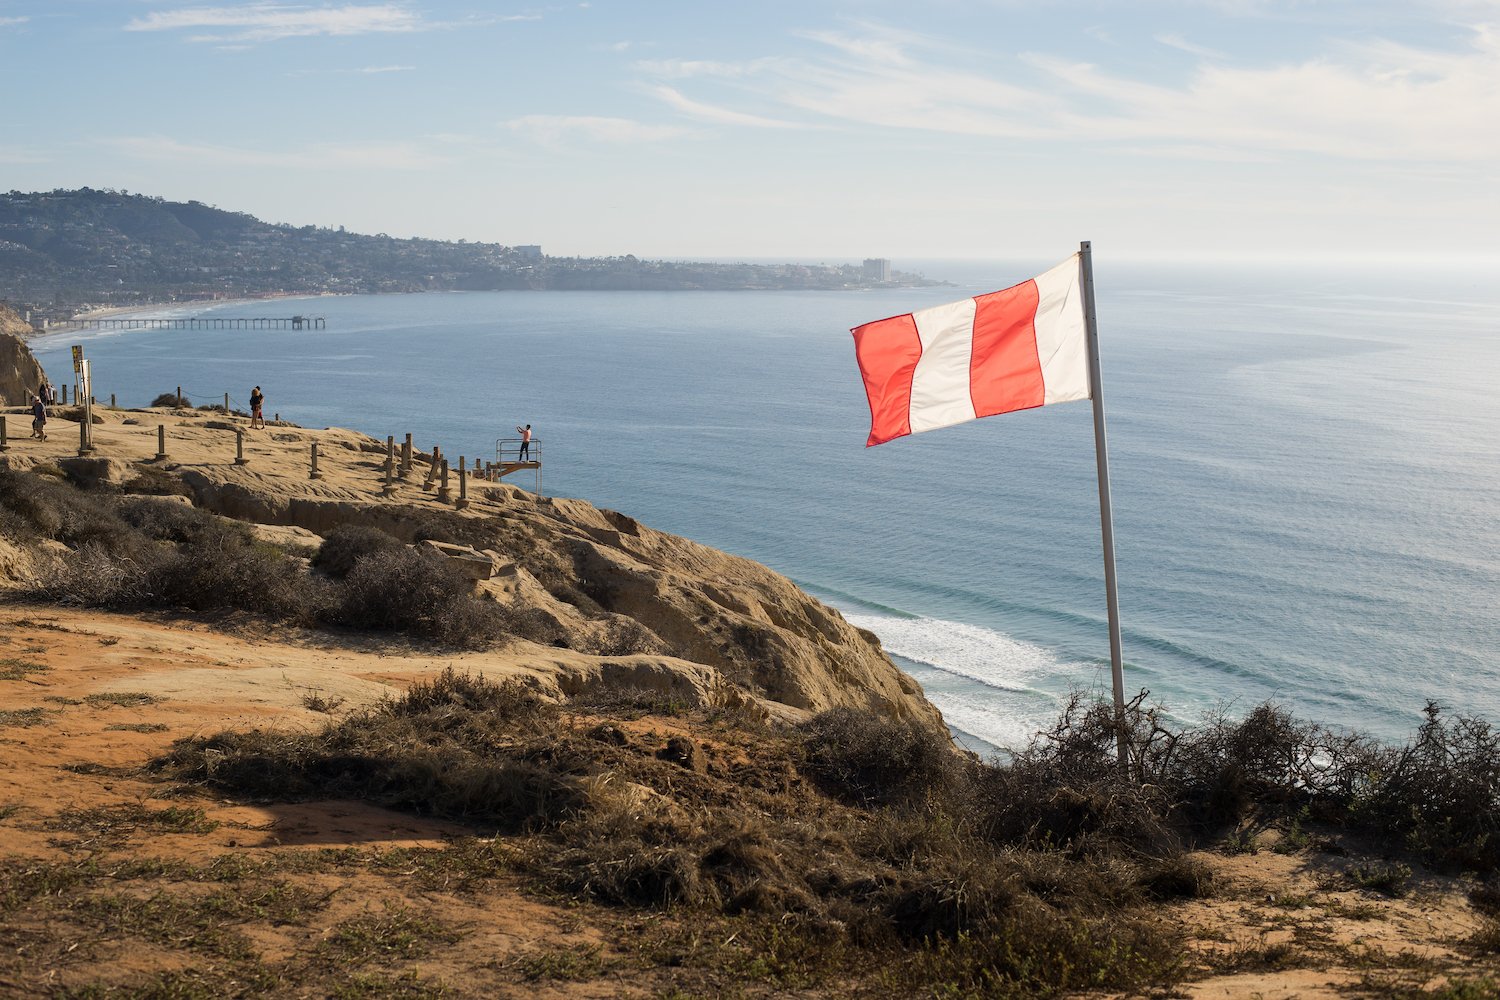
<box><xmin>179</xmin><ymin>462</ymin><xmax>939</xmax><ymax>726</ymax></box>
<box><xmin>0</xmin><ymin>304</ymin><xmax>46</xmax><ymax>405</ymax></box>
<box><xmin>0</xmin><ymin>412</ymin><xmax>944</xmax><ymax>729</ymax></box>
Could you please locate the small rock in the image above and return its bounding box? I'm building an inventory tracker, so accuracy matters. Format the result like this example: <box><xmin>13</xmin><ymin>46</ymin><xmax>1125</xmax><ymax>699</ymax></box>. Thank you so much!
<box><xmin>656</xmin><ymin>735</ymin><xmax>707</xmax><ymax>773</ymax></box>
<box><xmin>589</xmin><ymin>723</ymin><xmax>630</xmax><ymax>747</ymax></box>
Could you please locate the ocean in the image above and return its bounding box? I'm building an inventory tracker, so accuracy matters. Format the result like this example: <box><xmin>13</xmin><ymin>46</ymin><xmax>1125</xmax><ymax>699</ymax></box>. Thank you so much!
<box><xmin>29</xmin><ymin>258</ymin><xmax>1500</xmax><ymax>755</ymax></box>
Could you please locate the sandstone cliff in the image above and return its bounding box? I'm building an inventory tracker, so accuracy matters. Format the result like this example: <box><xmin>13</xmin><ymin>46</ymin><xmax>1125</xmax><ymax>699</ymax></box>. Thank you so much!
<box><xmin>0</xmin><ymin>302</ymin><xmax>46</xmax><ymax>405</ymax></box>
<box><xmin>0</xmin><ymin>408</ymin><xmax>942</xmax><ymax>728</ymax></box>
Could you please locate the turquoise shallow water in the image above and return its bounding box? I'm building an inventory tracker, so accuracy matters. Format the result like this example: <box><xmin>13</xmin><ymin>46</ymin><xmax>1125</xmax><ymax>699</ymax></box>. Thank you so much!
<box><xmin>30</xmin><ymin>259</ymin><xmax>1500</xmax><ymax>753</ymax></box>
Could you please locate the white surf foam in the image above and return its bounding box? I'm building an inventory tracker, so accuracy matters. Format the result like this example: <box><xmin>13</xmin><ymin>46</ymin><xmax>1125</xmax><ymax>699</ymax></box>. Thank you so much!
<box><xmin>844</xmin><ymin>612</ymin><xmax>1085</xmax><ymax>753</ymax></box>
<box><xmin>844</xmin><ymin>613</ymin><xmax>1063</xmax><ymax>693</ymax></box>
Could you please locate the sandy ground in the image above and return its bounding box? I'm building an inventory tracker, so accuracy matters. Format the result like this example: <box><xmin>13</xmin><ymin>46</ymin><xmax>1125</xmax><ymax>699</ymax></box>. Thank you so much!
<box><xmin>3</xmin><ymin>605</ymin><xmax>1497</xmax><ymax>997</ymax></box>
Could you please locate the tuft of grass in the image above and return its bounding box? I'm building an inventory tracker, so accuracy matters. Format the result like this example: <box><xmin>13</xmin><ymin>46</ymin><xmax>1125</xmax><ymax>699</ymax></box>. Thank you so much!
<box><xmin>1211</xmin><ymin>938</ymin><xmax>1305</xmax><ymax>974</ymax></box>
<box><xmin>0</xmin><ymin>707</ymin><xmax>51</xmax><ymax>728</ymax></box>
<box><xmin>84</xmin><ymin>691</ymin><xmax>159</xmax><ymax>708</ymax></box>
<box><xmin>317</xmin><ymin>906</ymin><xmax>464</xmax><ymax>962</ymax></box>
<box><xmin>1348</xmin><ymin>861</ymin><xmax>1414</xmax><ymax>897</ymax></box>
<box><xmin>105</xmin><ymin>722</ymin><xmax>170</xmax><ymax>733</ymax></box>
<box><xmin>502</xmin><ymin>944</ymin><xmax>607</xmax><ymax>982</ymax></box>
<box><xmin>1465</xmin><ymin>918</ymin><xmax>1500</xmax><ymax>955</ymax></box>
<box><xmin>300</xmin><ymin>691</ymin><xmax>346</xmax><ymax>714</ymax></box>
<box><xmin>799</xmin><ymin>706</ymin><xmax>965</xmax><ymax>808</ymax></box>
<box><xmin>51</xmin><ymin>803</ymin><xmax>220</xmax><ymax>839</ymax></box>
<box><xmin>0</xmin><ymin>657</ymin><xmax>48</xmax><ymax>681</ymax></box>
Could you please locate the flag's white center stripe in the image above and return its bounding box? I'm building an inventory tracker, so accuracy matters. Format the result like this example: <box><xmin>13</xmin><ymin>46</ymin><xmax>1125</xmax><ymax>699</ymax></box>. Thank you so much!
<box><xmin>908</xmin><ymin>298</ymin><xmax>978</xmax><ymax>435</ymax></box>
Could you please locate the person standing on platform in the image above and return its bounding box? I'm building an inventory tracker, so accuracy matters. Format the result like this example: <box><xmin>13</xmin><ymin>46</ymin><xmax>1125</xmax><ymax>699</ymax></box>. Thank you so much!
<box><xmin>516</xmin><ymin>423</ymin><xmax>532</xmax><ymax>461</ymax></box>
<box><xmin>249</xmin><ymin>386</ymin><xmax>265</xmax><ymax>429</ymax></box>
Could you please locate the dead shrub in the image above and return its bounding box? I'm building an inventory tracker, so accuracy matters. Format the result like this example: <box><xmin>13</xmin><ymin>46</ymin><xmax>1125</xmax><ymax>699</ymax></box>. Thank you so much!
<box><xmin>0</xmin><ymin>468</ymin><xmax>144</xmax><ymax>556</ymax></box>
<box><xmin>1346</xmin><ymin>701</ymin><xmax>1500</xmax><ymax>872</ymax></box>
<box><xmin>800</xmin><ymin>707</ymin><xmax>965</xmax><ymax>809</ymax></box>
<box><xmin>329</xmin><ymin>546</ymin><xmax>505</xmax><ymax>647</ymax></box>
<box><xmin>144</xmin><ymin>535</ymin><xmax>333</xmax><ymax>623</ymax></box>
<box><xmin>157</xmin><ymin>673</ymin><xmax>581</xmax><ymax>832</ymax></box>
<box><xmin>310</xmin><ymin>524</ymin><xmax>405</xmax><ymax>579</ymax></box>
<box><xmin>116</xmin><ymin>496</ymin><xmax>245</xmax><ymax>546</ymax></box>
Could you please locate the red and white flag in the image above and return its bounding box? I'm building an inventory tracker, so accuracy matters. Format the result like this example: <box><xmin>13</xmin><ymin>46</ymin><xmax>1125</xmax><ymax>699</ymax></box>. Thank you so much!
<box><xmin>851</xmin><ymin>255</ymin><xmax>1091</xmax><ymax>447</ymax></box>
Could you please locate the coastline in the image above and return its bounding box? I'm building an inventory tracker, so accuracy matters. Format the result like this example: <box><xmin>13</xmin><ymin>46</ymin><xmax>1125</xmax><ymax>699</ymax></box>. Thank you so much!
<box><xmin>70</xmin><ymin>290</ymin><xmax>343</xmax><ymax>321</ymax></box>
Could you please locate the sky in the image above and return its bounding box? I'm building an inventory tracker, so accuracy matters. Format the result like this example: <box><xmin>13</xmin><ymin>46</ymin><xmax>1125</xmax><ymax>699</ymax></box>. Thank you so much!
<box><xmin>2</xmin><ymin>1</ymin><xmax>1498</xmax><ymax>262</ymax></box>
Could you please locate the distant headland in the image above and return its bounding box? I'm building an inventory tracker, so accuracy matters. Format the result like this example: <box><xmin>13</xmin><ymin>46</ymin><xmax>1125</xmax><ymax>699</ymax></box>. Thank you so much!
<box><xmin>0</xmin><ymin>188</ymin><xmax>946</xmax><ymax>327</ymax></box>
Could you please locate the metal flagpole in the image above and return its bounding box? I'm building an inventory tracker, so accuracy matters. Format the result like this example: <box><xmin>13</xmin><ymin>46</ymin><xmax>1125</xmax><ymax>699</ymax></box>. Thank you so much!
<box><xmin>1078</xmin><ymin>241</ymin><xmax>1129</xmax><ymax>770</ymax></box>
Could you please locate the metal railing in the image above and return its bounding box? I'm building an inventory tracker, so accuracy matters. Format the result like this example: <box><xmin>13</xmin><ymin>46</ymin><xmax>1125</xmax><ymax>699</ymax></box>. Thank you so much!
<box><xmin>494</xmin><ymin>437</ymin><xmax>542</xmax><ymax>494</ymax></box>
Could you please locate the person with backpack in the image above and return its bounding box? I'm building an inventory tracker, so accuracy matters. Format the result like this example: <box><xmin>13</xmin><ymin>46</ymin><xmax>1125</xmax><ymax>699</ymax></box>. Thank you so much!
<box><xmin>30</xmin><ymin>393</ymin><xmax>47</xmax><ymax>441</ymax></box>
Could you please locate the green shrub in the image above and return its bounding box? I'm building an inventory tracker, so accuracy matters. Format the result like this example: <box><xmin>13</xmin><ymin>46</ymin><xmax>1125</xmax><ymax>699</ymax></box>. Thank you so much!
<box><xmin>151</xmin><ymin>392</ymin><xmax>189</xmax><ymax>407</ymax></box>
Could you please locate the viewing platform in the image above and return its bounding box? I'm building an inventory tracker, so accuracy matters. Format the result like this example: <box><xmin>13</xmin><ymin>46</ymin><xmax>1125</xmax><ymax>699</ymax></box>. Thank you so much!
<box><xmin>49</xmin><ymin>315</ymin><xmax>326</xmax><ymax>331</ymax></box>
<box><xmin>494</xmin><ymin>437</ymin><xmax>542</xmax><ymax>494</ymax></box>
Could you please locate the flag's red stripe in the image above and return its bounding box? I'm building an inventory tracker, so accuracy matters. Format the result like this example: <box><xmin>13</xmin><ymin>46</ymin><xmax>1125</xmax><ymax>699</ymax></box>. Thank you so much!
<box><xmin>970</xmin><ymin>279</ymin><xmax>1045</xmax><ymax>418</ymax></box>
<box><xmin>851</xmin><ymin>312</ymin><xmax>923</xmax><ymax>446</ymax></box>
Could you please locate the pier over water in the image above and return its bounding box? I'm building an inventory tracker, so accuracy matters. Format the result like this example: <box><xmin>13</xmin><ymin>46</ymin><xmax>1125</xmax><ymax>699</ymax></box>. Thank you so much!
<box><xmin>51</xmin><ymin>315</ymin><xmax>326</xmax><ymax>331</ymax></box>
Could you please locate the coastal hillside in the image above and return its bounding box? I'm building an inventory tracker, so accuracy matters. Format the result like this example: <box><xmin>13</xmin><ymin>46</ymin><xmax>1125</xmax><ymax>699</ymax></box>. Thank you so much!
<box><xmin>0</xmin><ymin>188</ymin><xmax>939</xmax><ymax>314</ymax></box>
<box><xmin>1</xmin><ymin>404</ymin><xmax>1498</xmax><ymax>997</ymax></box>
<box><xmin>0</xmin><ymin>302</ymin><xmax>45</xmax><ymax>405</ymax></box>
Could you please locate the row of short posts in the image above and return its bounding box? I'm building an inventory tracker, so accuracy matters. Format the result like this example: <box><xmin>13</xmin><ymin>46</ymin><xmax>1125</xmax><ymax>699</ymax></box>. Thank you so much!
<box><xmin>118</xmin><ymin>420</ymin><xmax>475</xmax><ymax>503</ymax></box>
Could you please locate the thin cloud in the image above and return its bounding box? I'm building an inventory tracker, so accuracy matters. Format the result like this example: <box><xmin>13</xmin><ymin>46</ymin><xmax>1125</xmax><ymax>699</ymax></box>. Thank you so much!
<box><xmin>649</xmin><ymin>86</ymin><xmax>806</xmax><ymax>129</ymax></box>
<box><xmin>502</xmin><ymin>115</ymin><xmax>686</xmax><ymax>144</ymax></box>
<box><xmin>634</xmin><ymin>57</ymin><xmax>779</xmax><ymax>79</ymax></box>
<box><xmin>125</xmin><ymin>4</ymin><xmax>425</xmax><ymax>42</ymax></box>
<box><xmin>0</xmin><ymin>16</ymin><xmax>30</xmax><ymax>27</ymax></box>
<box><xmin>1156</xmin><ymin>33</ymin><xmax>1228</xmax><ymax>59</ymax></box>
<box><xmin>286</xmin><ymin>63</ymin><xmax>415</xmax><ymax>76</ymax></box>
<box><xmin>99</xmin><ymin>135</ymin><xmax>447</xmax><ymax>170</ymax></box>
<box><xmin>643</xmin><ymin>21</ymin><xmax>1500</xmax><ymax>161</ymax></box>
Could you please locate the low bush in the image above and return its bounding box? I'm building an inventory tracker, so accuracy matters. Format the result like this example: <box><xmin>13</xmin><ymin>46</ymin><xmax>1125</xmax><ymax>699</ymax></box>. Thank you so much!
<box><xmin>157</xmin><ymin>670</ymin><xmax>581</xmax><ymax>832</ymax></box>
<box><xmin>0</xmin><ymin>468</ymin><xmax>144</xmax><ymax>556</ymax></box>
<box><xmin>151</xmin><ymin>392</ymin><xmax>189</xmax><ymax>407</ymax></box>
<box><xmin>1347</xmin><ymin>702</ymin><xmax>1500</xmax><ymax>872</ymax></box>
<box><xmin>117</xmin><ymin>496</ymin><xmax>245</xmax><ymax>546</ymax></box>
<box><xmin>799</xmin><ymin>706</ymin><xmax>967</xmax><ymax>809</ymax></box>
<box><xmin>329</xmin><ymin>546</ymin><xmax>505</xmax><ymax>646</ymax></box>
<box><xmin>310</xmin><ymin>524</ymin><xmax>405</xmax><ymax>579</ymax></box>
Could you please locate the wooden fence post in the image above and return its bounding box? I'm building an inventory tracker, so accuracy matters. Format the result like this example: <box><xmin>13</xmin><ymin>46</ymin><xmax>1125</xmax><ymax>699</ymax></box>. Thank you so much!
<box><xmin>309</xmin><ymin>442</ymin><xmax>322</xmax><ymax>480</ymax></box>
<box><xmin>456</xmin><ymin>456</ymin><xmax>469</xmax><ymax>509</ymax></box>
<box><xmin>400</xmin><ymin>433</ymin><xmax>413</xmax><ymax>478</ymax></box>
<box><xmin>437</xmin><ymin>459</ymin><xmax>452</xmax><ymax>502</ymax></box>
<box><xmin>155</xmin><ymin>425</ymin><xmax>168</xmax><ymax>461</ymax></box>
<box><xmin>235</xmin><ymin>429</ymin><xmax>248</xmax><ymax>465</ymax></box>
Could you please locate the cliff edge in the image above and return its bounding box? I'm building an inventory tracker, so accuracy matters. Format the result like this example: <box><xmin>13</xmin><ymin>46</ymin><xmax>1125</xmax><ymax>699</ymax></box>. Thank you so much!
<box><xmin>0</xmin><ymin>302</ymin><xmax>46</xmax><ymax>405</ymax></box>
<box><xmin>0</xmin><ymin>405</ymin><xmax>940</xmax><ymax>728</ymax></box>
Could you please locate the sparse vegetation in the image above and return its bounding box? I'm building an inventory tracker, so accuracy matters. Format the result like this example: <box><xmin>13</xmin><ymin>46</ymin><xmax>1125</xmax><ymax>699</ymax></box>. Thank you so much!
<box><xmin>3</xmin><ymin>469</ymin><xmax>509</xmax><ymax>649</ymax></box>
<box><xmin>0</xmin><ymin>657</ymin><xmax>47</xmax><ymax>680</ymax></box>
<box><xmin>0</xmin><ymin>707</ymin><xmax>50</xmax><ymax>728</ymax></box>
<box><xmin>83</xmin><ymin>691</ymin><xmax>159</xmax><ymax>708</ymax></box>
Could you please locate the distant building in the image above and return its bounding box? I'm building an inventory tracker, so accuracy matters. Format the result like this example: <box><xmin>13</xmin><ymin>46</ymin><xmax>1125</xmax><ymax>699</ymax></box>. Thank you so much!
<box><xmin>862</xmin><ymin>258</ymin><xmax>891</xmax><ymax>282</ymax></box>
<box><xmin>515</xmin><ymin>245</ymin><xmax>543</xmax><ymax>260</ymax></box>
